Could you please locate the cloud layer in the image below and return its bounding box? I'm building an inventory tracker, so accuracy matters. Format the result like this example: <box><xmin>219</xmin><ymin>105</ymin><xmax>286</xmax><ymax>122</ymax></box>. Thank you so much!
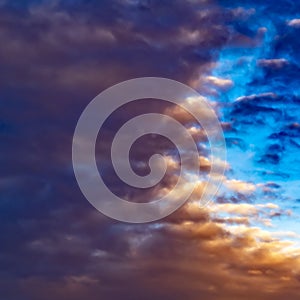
<box><xmin>1</xmin><ymin>0</ymin><xmax>300</xmax><ymax>299</ymax></box>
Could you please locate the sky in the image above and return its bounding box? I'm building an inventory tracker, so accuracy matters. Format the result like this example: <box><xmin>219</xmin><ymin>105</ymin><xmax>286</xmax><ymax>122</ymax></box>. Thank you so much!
<box><xmin>1</xmin><ymin>0</ymin><xmax>300</xmax><ymax>299</ymax></box>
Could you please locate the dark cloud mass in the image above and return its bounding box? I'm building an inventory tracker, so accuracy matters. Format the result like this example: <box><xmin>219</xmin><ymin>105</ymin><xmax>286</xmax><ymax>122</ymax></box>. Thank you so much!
<box><xmin>1</xmin><ymin>0</ymin><xmax>300</xmax><ymax>299</ymax></box>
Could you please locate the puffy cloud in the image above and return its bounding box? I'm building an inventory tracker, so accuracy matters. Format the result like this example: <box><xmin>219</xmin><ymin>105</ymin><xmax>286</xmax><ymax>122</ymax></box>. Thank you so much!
<box><xmin>4</xmin><ymin>201</ymin><xmax>299</xmax><ymax>300</ymax></box>
<box><xmin>211</xmin><ymin>203</ymin><xmax>258</xmax><ymax>216</ymax></box>
<box><xmin>287</xmin><ymin>19</ymin><xmax>300</xmax><ymax>28</ymax></box>
<box><xmin>225</xmin><ymin>179</ymin><xmax>256</xmax><ymax>194</ymax></box>
<box><xmin>204</xmin><ymin>75</ymin><xmax>234</xmax><ymax>90</ymax></box>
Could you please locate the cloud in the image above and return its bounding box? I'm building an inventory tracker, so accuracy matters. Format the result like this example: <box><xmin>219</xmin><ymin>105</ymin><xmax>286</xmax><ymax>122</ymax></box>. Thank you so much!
<box><xmin>1</xmin><ymin>1</ymin><xmax>300</xmax><ymax>300</ymax></box>
<box><xmin>225</xmin><ymin>179</ymin><xmax>256</xmax><ymax>194</ymax></box>
<box><xmin>211</xmin><ymin>203</ymin><xmax>258</xmax><ymax>216</ymax></box>
<box><xmin>0</xmin><ymin>0</ymin><xmax>234</xmax><ymax>95</ymax></box>
<box><xmin>288</xmin><ymin>19</ymin><xmax>300</xmax><ymax>28</ymax></box>
<box><xmin>204</xmin><ymin>75</ymin><xmax>234</xmax><ymax>90</ymax></box>
<box><xmin>3</xmin><ymin>202</ymin><xmax>299</xmax><ymax>300</ymax></box>
<box><xmin>235</xmin><ymin>92</ymin><xmax>278</xmax><ymax>102</ymax></box>
<box><xmin>257</xmin><ymin>58</ymin><xmax>289</xmax><ymax>69</ymax></box>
